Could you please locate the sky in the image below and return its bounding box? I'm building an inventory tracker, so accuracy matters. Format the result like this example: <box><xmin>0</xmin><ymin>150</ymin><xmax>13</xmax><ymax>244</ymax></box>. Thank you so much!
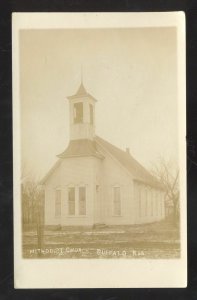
<box><xmin>20</xmin><ymin>27</ymin><xmax>178</xmax><ymax>180</ymax></box>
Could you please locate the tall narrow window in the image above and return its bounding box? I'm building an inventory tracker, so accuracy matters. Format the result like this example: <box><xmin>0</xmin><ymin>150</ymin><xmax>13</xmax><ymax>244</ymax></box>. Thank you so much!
<box><xmin>55</xmin><ymin>189</ymin><xmax>61</xmax><ymax>217</ymax></box>
<box><xmin>68</xmin><ymin>187</ymin><xmax>75</xmax><ymax>215</ymax></box>
<box><xmin>74</xmin><ymin>102</ymin><xmax>83</xmax><ymax>123</ymax></box>
<box><xmin>89</xmin><ymin>104</ymin><xmax>94</xmax><ymax>124</ymax></box>
<box><xmin>79</xmin><ymin>187</ymin><xmax>86</xmax><ymax>215</ymax></box>
<box><xmin>113</xmin><ymin>187</ymin><xmax>121</xmax><ymax>216</ymax></box>
<box><xmin>156</xmin><ymin>191</ymin><xmax>158</xmax><ymax>216</ymax></box>
<box><xmin>138</xmin><ymin>187</ymin><xmax>141</xmax><ymax>218</ymax></box>
<box><xmin>145</xmin><ymin>189</ymin><xmax>148</xmax><ymax>217</ymax></box>
<box><xmin>151</xmin><ymin>190</ymin><xmax>153</xmax><ymax>216</ymax></box>
<box><xmin>160</xmin><ymin>197</ymin><xmax>163</xmax><ymax>216</ymax></box>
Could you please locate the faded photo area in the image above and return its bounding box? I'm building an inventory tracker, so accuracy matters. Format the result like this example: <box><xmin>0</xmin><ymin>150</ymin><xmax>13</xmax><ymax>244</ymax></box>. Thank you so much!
<box><xmin>20</xmin><ymin>27</ymin><xmax>180</xmax><ymax>259</ymax></box>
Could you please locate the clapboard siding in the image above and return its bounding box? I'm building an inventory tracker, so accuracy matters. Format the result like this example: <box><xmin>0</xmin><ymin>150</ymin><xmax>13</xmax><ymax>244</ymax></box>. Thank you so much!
<box><xmin>44</xmin><ymin>152</ymin><xmax>165</xmax><ymax>226</ymax></box>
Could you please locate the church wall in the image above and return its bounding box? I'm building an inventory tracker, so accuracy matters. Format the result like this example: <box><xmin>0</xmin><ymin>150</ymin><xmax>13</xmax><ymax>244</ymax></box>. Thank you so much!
<box><xmin>93</xmin><ymin>158</ymin><xmax>104</xmax><ymax>224</ymax></box>
<box><xmin>133</xmin><ymin>181</ymin><xmax>165</xmax><ymax>224</ymax></box>
<box><xmin>60</xmin><ymin>156</ymin><xmax>95</xmax><ymax>226</ymax></box>
<box><xmin>96</xmin><ymin>150</ymin><xmax>136</xmax><ymax>225</ymax></box>
<box><xmin>44</xmin><ymin>157</ymin><xmax>97</xmax><ymax>226</ymax></box>
<box><xmin>94</xmin><ymin>145</ymin><xmax>165</xmax><ymax>225</ymax></box>
<box><xmin>44</xmin><ymin>154</ymin><xmax>165</xmax><ymax>226</ymax></box>
<box><xmin>44</xmin><ymin>164</ymin><xmax>62</xmax><ymax>226</ymax></box>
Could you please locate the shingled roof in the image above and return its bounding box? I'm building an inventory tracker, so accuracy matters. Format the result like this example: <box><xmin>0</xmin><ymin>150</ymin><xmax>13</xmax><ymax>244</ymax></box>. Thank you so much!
<box><xmin>57</xmin><ymin>139</ymin><xmax>104</xmax><ymax>159</ymax></box>
<box><xmin>56</xmin><ymin>136</ymin><xmax>163</xmax><ymax>189</ymax></box>
<box><xmin>41</xmin><ymin>133</ymin><xmax>163</xmax><ymax>189</ymax></box>
<box><xmin>95</xmin><ymin>136</ymin><xmax>163</xmax><ymax>190</ymax></box>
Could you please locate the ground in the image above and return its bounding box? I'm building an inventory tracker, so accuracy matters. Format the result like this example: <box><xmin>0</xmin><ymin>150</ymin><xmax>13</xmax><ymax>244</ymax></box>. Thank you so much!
<box><xmin>23</xmin><ymin>219</ymin><xmax>180</xmax><ymax>259</ymax></box>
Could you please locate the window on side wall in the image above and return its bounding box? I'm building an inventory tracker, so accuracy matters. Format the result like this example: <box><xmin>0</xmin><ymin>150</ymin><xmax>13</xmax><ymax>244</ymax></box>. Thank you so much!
<box><xmin>151</xmin><ymin>190</ymin><xmax>154</xmax><ymax>216</ymax></box>
<box><xmin>138</xmin><ymin>186</ymin><xmax>142</xmax><ymax>218</ymax></box>
<box><xmin>79</xmin><ymin>186</ymin><xmax>86</xmax><ymax>215</ymax></box>
<box><xmin>145</xmin><ymin>188</ymin><xmax>148</xmax><ymax>217</ymax></box>
<box><xmin>68</xmin><ymin>187</ymin><xmax>75</xmax><ymax>215</ymax></box>
<box><xmin>156</xmin><ymin>191</ymin><xmax>159</xmax><ymax>216</ymax></box>
<box><xmin>113</xmin><ymin>186</ymin><xmax>121</xmax><ymax>216</ymax></box>
<box><xmin>55</xmin><ymin>189</ymin><xmax>61</xmax><ymax>217</ymax></box>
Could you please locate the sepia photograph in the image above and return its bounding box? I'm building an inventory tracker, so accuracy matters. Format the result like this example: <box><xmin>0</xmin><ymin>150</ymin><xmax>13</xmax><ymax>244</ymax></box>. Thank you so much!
<box><xmin>20</xmin><ymin>27</ymin><xmax>180</xmax><ymax>260</ymax></box>
<box><xmin>13</xmin><ymin>12</ymin><xmax>186</xmax><ymax>288</ymax></box>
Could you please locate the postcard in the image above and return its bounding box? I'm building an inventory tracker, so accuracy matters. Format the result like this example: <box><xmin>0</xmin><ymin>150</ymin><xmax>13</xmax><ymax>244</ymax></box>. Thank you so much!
<box><xmin>13</xmin><ymin>12</ymin><xmax>186</xmax><ymax>288</ymax></box>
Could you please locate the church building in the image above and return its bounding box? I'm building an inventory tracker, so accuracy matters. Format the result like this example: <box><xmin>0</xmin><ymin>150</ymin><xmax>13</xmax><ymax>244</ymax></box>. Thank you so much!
<box><xmin>41</xmin><ymin>82</ymin><xmax>165</xmax><ymax>226</ymax></box>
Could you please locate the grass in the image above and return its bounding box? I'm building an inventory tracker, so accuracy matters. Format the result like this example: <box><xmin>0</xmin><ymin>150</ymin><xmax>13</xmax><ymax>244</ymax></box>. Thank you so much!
<box><xmin>23</xmin><ymin>219</ymin><xmax>180</xmax><ymax>259</ymax></box>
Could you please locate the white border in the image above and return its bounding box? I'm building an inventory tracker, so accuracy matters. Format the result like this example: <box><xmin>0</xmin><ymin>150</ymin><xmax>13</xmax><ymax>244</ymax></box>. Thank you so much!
<box><xmin>12</xmin><ymin>12</ymin><xmax>186</xmax><ymax>288</ymax></box>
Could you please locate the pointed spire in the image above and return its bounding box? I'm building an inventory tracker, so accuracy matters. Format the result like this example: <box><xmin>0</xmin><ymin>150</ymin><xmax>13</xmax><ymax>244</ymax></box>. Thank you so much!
<box><xmin>67</xmin><ymin>68</ymin><xmax>97</xmax><ymax>101</ymax></box>
<box><xmin>75</xmin><ymin>65</ymin><xmax>86</xmax><ymax>95</ymax></box>
<box><xmin>76</xmin><ymin>82</ymin><xmax>87</xmax><ymax>95</ymax></box>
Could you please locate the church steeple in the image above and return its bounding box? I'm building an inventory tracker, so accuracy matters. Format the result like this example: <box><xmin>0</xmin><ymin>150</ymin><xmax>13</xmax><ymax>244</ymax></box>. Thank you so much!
<box><xmin>75</xmin><ymin>82</ymin><xmax>87</xmax><ymax>96</ymax></box>
<box><xmin>67</xmin><ymin>80</ymin><xmax>97</xmax><ymax>141</ymax></box>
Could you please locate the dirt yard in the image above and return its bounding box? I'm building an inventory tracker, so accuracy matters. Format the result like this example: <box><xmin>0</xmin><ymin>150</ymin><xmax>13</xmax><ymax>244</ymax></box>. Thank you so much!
<box><xmin>23</xmin><ymin>219</ymin><xmax>180</xmax><ymax>259</ymax></box>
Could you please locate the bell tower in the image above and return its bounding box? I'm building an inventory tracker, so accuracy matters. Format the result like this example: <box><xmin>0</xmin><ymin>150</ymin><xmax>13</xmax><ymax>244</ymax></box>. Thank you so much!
<box><xmin>67</xmin><ymin>82</ymin><xmax>97</xmax><ymax>141</ymax></box>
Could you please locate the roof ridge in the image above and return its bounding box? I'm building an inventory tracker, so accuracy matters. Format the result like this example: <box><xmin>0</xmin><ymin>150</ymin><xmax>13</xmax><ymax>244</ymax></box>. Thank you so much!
<box><xmin>95</xmin><ymin>135</ymin><xmax>162</xmax><ymax>189</ymax></box>
<box><xmin>95</xmin><ymin>135</ymin><xmax>146</xmax><ymax>170</ymax></box>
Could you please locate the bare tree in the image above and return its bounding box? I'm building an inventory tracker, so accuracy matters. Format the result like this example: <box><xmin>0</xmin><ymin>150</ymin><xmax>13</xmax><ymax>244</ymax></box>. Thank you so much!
<box><xmin>151</xmin><ymin>158</ymin><xmax>179</xmax><ymax>226</ymax></box>
<box><xmin>21</xmin><ymin>173</ymin><xmax>45</xmax><ymax>257</ymax></box>
<box><xmin>21</xmin><ymin>166</ymin><xmax>44</xmax><ymax>224</ymax></box>
<box><xmin>21</xmin><ymin>179</ymin><xmax>44</xmax><ymax>225</ymax></box>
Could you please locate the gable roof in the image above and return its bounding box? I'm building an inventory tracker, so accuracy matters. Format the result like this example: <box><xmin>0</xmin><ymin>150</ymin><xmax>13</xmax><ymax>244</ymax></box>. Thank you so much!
<box><xmin>40</xmin><ymin>159</ymin><xmax>62</xmax><ymax>185</ymax></box>
<box><xmin>41</xmin><ymin>136</ymin><xmax>163</xmax><ymax>189</ymax></box>
<box><xmin>95</xmin><ymin>136</ymin><xmax>163</xmax><ymax>189</ymax></box>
